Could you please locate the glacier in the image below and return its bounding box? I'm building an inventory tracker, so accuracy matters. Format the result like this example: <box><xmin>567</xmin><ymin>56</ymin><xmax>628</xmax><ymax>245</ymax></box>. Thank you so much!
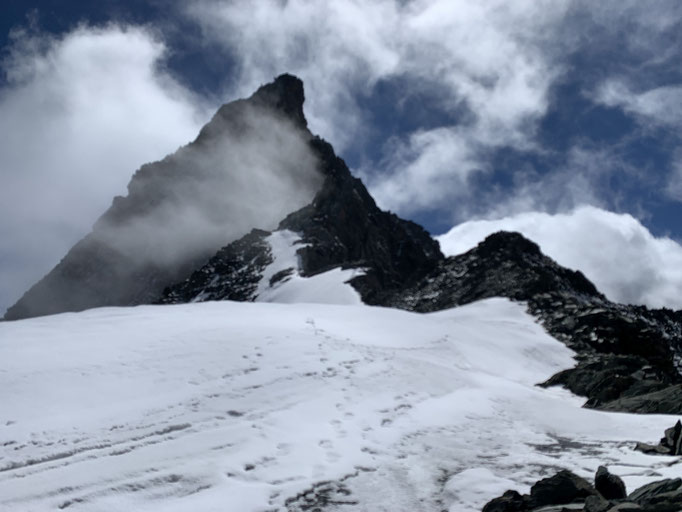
<box><xmin>1</xmin><ymin>296</ymin><xmax>679</xmax><ymax>511</ymax></box>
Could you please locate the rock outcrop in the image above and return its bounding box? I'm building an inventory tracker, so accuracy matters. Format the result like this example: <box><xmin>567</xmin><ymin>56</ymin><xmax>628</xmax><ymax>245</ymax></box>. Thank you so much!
<box><xmin>635</xmin><ymin>420</ymin><xmax>682</xmax><ymax>456</ymax></box>
<box><xmin>482</xmin><ymin>467</ymin><xmax>682</xmax><ymax>511</ymax></box>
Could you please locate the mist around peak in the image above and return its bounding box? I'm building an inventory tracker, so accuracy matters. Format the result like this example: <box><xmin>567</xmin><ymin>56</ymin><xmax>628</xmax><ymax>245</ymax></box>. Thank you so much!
<box><xmin>4</xmin><ymin>83</ymin><xmax>325</xmax><ymax>320</ymax></box>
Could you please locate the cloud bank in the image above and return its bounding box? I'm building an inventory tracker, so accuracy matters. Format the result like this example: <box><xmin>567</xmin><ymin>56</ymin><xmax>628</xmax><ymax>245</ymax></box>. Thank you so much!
<box><xmin>186</xmin><ymin>0</ymin><xmax>682</xmax><ymax>221</ymax></box>
<box><xmin>437</xmin><ymin>207</ymin><xmax>682</xmax><ymax>310</ymax></box>
<box><xmin>0</xmin><ymin>25</ymin><xmax>209</xmax><ymax>312</ymax></box>
<box><xmin>188</xmin><ymin>0</ymin><xmax>568</xmax><ymax>215</ymax></box>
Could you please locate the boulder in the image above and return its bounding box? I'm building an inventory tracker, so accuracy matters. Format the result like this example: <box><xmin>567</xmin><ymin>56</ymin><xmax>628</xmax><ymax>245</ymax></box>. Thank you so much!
<box><xmin>628</xmin><ymin>478</ymin><xmax>682</xmax><ymax>506</ymax></box>
<box><xmin>595</xmin><ymin>466</ymin><xmax>626</xmax><ymax>500</ymax></box>
<box><xmin>481</xmin><ymin>489</ymin><xmax>527</xmax><ymax>512</ymax></box>
<box><xmin>528</xmin><ymin>470</ymin><xmax>597</xmax><ymax>508</ymax></box>
<box><xmin>634</xmin><ymin>420</ymin><xmax>682</xmax><ymax>456</ymax></box>
<box><xmin>584</xmin><ymin>494</ymin><xmax>611</xmax><ymax>512</ymax></box>
<box><xmin>662</xmin><ymin>420</ymin><xmax>682</xmax><ymax>455</ymax></box>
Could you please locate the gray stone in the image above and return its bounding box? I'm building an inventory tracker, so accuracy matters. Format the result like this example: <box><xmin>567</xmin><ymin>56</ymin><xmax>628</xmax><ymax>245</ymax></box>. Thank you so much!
<box><xmin>628</xmin><ymin>478</ymin><xmax>681</xmax><ymax>504</ymax></box>
<box><xmin>595</xmin><ymin>466</ymin><xmax>626</xmax><ymax>500</ymax></box>
<box><xmin>529</xmin><ymin>470</ymin><xmax>597</xmax><ymax>508</ymax></box>
<box><xmin>584</xmin><ymin>494</ymin><xmax>610</xmax><ymax>512</ymax></box>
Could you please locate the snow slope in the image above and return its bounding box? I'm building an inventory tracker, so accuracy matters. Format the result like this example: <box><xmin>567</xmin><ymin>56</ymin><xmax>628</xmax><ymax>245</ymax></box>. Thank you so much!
<box><xmin>1</xmin><ymin>299</ymin><xmax>679</xmax><ymax>511</ymax></box>
<box><xmin>255</xmin><ymin>230</ymin><xmax>364</xmax><ymax>305</ymax></box>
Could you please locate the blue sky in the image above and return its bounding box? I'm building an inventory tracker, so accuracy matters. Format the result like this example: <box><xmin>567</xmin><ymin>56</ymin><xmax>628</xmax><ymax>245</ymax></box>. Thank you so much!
<box><xmin>2</xmin><ymin>1</ymin><xmax>682</xmax><ymax>312</ymax></box>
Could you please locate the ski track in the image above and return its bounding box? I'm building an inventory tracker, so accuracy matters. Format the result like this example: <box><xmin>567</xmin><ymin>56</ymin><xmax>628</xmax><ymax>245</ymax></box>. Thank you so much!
<box><xmin>1</xmin><ymin>299</ymin><xmax>680</xmax><ymax>512</ymax></box>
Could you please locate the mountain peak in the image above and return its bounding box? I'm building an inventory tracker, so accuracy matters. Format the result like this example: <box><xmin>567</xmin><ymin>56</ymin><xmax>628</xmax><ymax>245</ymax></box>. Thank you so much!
<box><xmin>250</xmin><ymin>73</ymin><xmax>307</xmax><ymax>127</ymax></box>
<box><xmin>476</xmin><ymin>231</ymin><xmax>542</xmax><ymax>257</ymax></box>
<box><xmin>4</xmin><ymin>74</ymin><xmax>321</xmax><ymax>321</ymax></box>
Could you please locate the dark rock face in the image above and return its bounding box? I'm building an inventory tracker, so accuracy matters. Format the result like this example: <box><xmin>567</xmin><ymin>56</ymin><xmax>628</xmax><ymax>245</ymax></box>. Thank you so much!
<box><xmin>4</xmin><ymin>74</ymin><xmax>324</xmax><ymax>320</ymax></box>
<box><xmin>595</xmin><ymin>466</ymin><xmax>627</xmax><ymax>500</ymax></box>
<box><xmin>388</xmin><ymin>232</ymin><xmax>682</xmax><ymax>413</ymax></box>
<box><xmin>276</xmin><ymin>136</ymin><xmax>443</xmax><ymax>304</ymax></box>
<box><xmin>635</xmin><ymin>420</ymin><xmax>682</xmax><ymax>456</ymax></box>
<box><xmin>158</xmin><ymin>229</ymin><xmax>273</xmax><ymax>304</ymax></box>
<box><xmin>481</xmin><ymin>470</ymin><xmax>596</xmax><ymax>511</ymax></box>
<box><xmin>541</xmin><ymin>358</ymin><xmax>681</xmax><ymax>414</ymax></box>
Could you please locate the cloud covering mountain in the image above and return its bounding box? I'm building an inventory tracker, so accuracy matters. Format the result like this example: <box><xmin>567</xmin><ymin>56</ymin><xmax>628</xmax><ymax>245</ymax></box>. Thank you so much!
<box><xmin>1</xmin><ymin>1</ymin><xmax>682</xmax><ymax>313</ymax></box>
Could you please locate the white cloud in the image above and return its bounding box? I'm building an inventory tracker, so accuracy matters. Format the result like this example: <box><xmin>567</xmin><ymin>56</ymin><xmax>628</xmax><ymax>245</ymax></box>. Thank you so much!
<box><xmin>0</xmin><ymin>25</ymin><xmax>210</xmax><ymax>313</ymax></box>
<box><xmin>666</xmin><ymin>155</ymin><xmax>682</xmax><ymax>201</ymax></box>
<box><xmin>437</xmin><ymin>206</ymin><xmax>682</xmax><ymax>309</ymax></box>
<box><xmin>187</xmin><ymin>0</ymin><xmax>569</xmax><ymax>213</ymax></box>
<box><xmin>595</xmin><ymin>81</ymin><xmax>682</xmax><ymax>203</ymax></box>
<box><xmin>365</xmin><ymin>127</ymin><xmax>481</xmax><ymax>214</ymax></box>
<box><xmin>596</xmin><ymin>80</ymin><xmax>682</xmax><ymax>128</ymax></box>
<box><xmin>186</xmin><ymin>1</ymin><xmax>682</xmax><ymax>218</ymax></box>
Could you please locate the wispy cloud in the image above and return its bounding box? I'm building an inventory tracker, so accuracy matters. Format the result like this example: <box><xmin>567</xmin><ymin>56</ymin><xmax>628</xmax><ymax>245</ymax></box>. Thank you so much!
<box><xmin>596</xmin><ymin>81</ymin><xmax>682</xmax><ymax>128</ymax></box>
<box><xmin>187</xmin><ymin>0</ymin><xmax>569</xmax><ymax>213</ymax></box>
<box><xmin>186</xmin><ymin>0</ymin><xmax>682</xmax><ymax>220</ymax></box>
<box><xmin>0</xmin><ymin>24</ymin><xmax>209</xmax><ymax>312</ymax></box>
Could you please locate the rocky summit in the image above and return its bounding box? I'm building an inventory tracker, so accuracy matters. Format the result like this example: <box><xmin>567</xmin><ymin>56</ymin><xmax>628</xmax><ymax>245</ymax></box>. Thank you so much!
<box><xmin>5</xmin><ymin>75</ymin><xmax>682</xmax><ymax>418</ymax></box>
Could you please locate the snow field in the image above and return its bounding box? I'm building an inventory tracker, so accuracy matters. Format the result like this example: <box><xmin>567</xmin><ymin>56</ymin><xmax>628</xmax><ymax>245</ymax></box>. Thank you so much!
<box><xmin>0</xmin><ymin>298</ymin><xmax>679</xmax><ymax>511</ymax></box>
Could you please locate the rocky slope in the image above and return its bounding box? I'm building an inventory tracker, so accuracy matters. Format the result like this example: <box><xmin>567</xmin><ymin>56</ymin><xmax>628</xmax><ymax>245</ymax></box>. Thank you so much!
<box><xmin>388</xmin><ymin>232</ymin><xmax>682</xmax><ymax>414</ymax></box>
<box><xmin>158</xmin><ymin>134</ymin><xmax>442</xmax><ymax>306</ymax></box>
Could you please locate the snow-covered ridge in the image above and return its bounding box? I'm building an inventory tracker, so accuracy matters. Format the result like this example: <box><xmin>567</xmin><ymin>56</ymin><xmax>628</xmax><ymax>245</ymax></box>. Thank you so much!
<box><xmin>1</xmin><ymin>299</ymin><xmax>677</xmax><ymax>511</ymax></box>
<box><xmin>255</xmin><ymin>230</ymin><xmax>364</xmax><ymax>305</ymax></box>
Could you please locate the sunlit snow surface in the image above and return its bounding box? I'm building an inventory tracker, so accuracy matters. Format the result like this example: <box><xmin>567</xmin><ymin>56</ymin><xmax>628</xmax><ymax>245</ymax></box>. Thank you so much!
<box><xmin>256</xmin><ymin>230</ymin><xmax>365</xmax><ymax>305</ymax></box>
<box><xmin>1</xmin><ymin>299</ymin><xmax>680</xmax><ymax>511</ymax></box>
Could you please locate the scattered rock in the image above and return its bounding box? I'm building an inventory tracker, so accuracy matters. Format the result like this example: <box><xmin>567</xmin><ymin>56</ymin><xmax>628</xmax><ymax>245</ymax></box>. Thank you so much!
<box><xmin>595</xmin><ymin>466</ymin><xmax>626</xmax><ymax>500</ymax></box>
<box><xmin>482</xmin><ymin>469</ymin><xmax>682</xmax><ymax>512</ymax></box>
<box><xmin>634</xmin><ymin>420</ymin><xmax>682</xmax><ymax>456</ymax></box>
